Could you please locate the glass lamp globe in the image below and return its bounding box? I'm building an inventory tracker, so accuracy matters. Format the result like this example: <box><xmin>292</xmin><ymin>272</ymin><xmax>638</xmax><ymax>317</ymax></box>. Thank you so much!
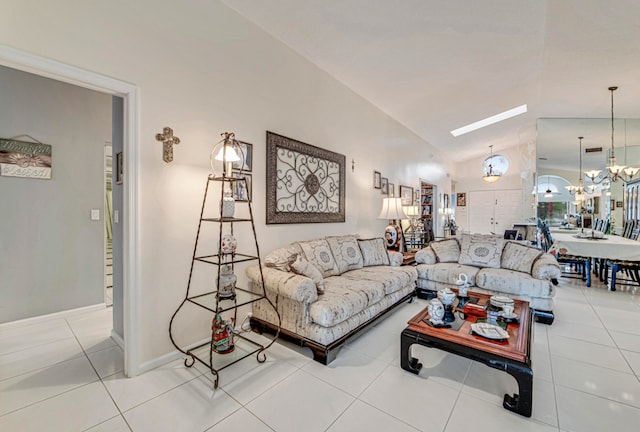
<box><xmin>210</xmin><ymin>132</ymin><xmax>244</xmax><ymax>178</ymax></box>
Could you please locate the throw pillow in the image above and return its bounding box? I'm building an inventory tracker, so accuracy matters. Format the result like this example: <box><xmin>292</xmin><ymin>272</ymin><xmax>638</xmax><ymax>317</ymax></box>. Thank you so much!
<box><xmin>263</xmin><ymin>244</ymin><xmax>302</xmax><ymax>271</ymax></box>
<box><xmin>326</xmin><ymin>235</ymin><xmax>364</xmax><ymax>274</ymax></box>
<box><xmin>458</xmin><ymin>233</ymin><xmax>505</xmax><ymax>269</ymax></box>
<box><xmin>358</xmin><ymin>238</ymin><xmax>391</xmax><ymax>266</ymax></box>
<box><xmin>430</xmin><ymin>238</ymin><xmax>460</xmax><ymax>263</ymax></box>
<box><xmin>288</xmin><ymin>254</ymin><xmax>325</xmax><ymax>294</ymax></box>
<box><xmin>297</xmin><ymin>239</ymin><xmax>340</xmax><ymax>277</ymax></box>
<box><xmin>501</xmin><ymin>241</ymin><xmax>543</xmax><ymax>274</ymax></box>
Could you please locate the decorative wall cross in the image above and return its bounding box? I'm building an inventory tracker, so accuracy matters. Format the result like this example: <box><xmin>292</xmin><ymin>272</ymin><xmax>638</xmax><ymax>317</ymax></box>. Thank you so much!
<box><xmin>155</xmin><ymin>127</ymin><xmax>180</xmax><ymax>163</ymax></box>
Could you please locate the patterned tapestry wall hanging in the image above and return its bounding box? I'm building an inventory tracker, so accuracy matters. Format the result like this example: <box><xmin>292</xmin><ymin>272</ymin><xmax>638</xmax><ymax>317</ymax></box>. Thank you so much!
<box><xmin>266</xmin><ymin>131</ymin><xmax>345</xmax><ymax>224</ymax></box>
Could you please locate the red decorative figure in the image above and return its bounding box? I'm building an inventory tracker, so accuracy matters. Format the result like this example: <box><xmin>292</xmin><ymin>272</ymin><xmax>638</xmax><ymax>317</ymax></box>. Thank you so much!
<box><xmin>212</xmin><ymin>315</ymin><xmax>235</xmax><ymax>354</ymax></box>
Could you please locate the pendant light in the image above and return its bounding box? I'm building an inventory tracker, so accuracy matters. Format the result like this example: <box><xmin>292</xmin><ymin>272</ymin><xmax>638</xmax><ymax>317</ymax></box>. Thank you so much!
<box><xmin>482</xmin><ymin>145</ymin><xmax>501</xmax><ymax>183</ymax></box>
<box><xmin>544</xmin><ymin>176</ymin><xmax>554</xmax><ymax>198</ymax></box>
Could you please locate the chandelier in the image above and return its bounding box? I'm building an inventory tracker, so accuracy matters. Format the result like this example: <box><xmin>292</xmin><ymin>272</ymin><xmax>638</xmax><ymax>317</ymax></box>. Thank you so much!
<box><xmin>566</xmin><ymin>137</ymin><xmax>586</xmax><ymax>196</ymax></box>
<box><xmin>584</xmin><ymin>86</ymin><xmax>639</xmax><ymax>184</ymax></box>
<box><xmin>482</xmin><ymin>145</ymin><xmax>501</xmax><ymax>183</ymax></box>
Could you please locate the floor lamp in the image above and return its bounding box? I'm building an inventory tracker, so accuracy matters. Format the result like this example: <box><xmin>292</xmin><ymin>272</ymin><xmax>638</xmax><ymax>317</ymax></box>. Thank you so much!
<box><xmin>378</xmin><ymin>197</ymin><xmax>408</xmax><ymax>251</ymax></box>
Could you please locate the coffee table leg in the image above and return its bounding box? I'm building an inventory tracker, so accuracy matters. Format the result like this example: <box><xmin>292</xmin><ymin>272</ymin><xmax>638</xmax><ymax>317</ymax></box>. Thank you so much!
<box><xmin>503</xmin><ymin>362</ymin><xmax>533</xmax><ymax>417</ymax></box>
<box><xmin>400</xmin><ymin>330</ymin><xmax>422</xmax><ymax>374</ymax></box>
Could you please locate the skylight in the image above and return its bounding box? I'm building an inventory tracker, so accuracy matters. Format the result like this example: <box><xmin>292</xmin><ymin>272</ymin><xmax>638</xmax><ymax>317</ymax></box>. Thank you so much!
<box><xmin>450</xmin><ymin>104</ymin><xmax>528</xmax><ymax>137</ymax></box>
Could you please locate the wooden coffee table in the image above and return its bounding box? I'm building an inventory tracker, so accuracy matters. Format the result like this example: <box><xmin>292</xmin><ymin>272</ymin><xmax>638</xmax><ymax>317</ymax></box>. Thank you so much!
<box><xmin>400</xmin><ymin>292</ymin><xmax>533</xmax><ymax>417</ymax></box>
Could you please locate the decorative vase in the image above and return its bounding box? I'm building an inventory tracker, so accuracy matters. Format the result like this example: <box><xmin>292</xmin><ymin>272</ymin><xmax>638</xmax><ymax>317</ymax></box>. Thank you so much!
<box><xmin>217</xmin><ymin>264</ymin><xmax>237</xmax><ymax>299</ymax></box>
<box><xmin>212</xmin><ymin>315</ymin><xmax>235</xmax><ymax>354</ymax></box>
<box><xmin>427</xmin><ymin>298</ymin><xmax>445</xmax><ymax>325</ymax></box>
<box><xmin>221</xmin><ymin>234</ymin><xmax>237</xmax><ymax>254</ymax></box>
<box><xmin>221</xmin><ymin>189</ymin><xmax>235</xmax><ymax>218</ymax></box>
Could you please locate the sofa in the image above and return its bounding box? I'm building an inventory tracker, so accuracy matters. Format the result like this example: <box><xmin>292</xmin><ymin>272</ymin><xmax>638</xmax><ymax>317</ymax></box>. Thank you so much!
<box><xmin>415</xmin><ymin>234</ymin><xmax>561</xmax><ymax>324</ymax></box>
<box><xmin>246</xmin><ymin>235</ymin><xmax>417</xmax><ymax>364</ymax></box>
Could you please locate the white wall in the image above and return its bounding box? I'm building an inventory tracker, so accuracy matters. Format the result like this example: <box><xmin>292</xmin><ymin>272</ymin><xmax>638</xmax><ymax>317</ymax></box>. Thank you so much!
<box><xmin>0</xmin><ymin>66</ymin><xmax>111</xmax><ymax>323</ymax></box>
<box><xmin>453</xmin><ymin>142</ymin><xmax>536</xmax><ymax>231</ymax></box>
<box><xmin>0</xmin><ymin>1</ymin><xmax>453</xmax><ymax>364</ymax></box>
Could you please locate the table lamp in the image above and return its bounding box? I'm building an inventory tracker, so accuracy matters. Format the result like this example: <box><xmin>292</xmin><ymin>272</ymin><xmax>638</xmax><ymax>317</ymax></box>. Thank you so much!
<box><xmin>378</xmin><ymin>197</ymin><xmax>408</xmax><ymax>250</ymax></box>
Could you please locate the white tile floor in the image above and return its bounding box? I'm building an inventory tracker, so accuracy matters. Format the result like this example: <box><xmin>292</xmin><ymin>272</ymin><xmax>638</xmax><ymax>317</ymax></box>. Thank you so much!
<box><xmin>1</xmin><ymin>276</ymin><xmax>640</xmax><ymax>432</ymax></box>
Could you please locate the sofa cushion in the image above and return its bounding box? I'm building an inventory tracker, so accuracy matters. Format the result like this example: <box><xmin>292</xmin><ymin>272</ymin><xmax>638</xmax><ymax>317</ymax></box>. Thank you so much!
<box><xmin>264</xmin><ymin>244</ymin><xmax>303</xmax><ymax>271</ymax></box>
<box><xmin>458</xmin><ymin>234</ymin><xmax>505</xmax><ymax>268</ymax></box>
<box><xmin>475</xmin><ymin>268</ymin><xmax>553</xmax><ymax>298</ymax></box>
<box><xmin>416</xmin><ymin>263</ymin><xmax>481</xmax><ymax>286</ymax></box>
<box><xmin>342</xmin><ymin>265</ymin><xmax>417</xmax><ymax>295</ymax></box>
<box><xmin>288</xmin><ymin>253</ymin><xmax>325</xmax><ymax>294</ymax></box>
<box><xmin>327</xmin><ymin>235</ymin><xmax>364</xmax><ymax>274</ymax></box>
<box><xmin>358</xmin><ymin>238</ymin><xmax>390</xmax><ymax>266</ymax></box>
<box><xmin>415</xmin><ymin>247</ymin><xmax>437</xmax><ymax>264</ymax></box>
<box><xmin>297</xmin><ymin>239</ymin><xmax>340</xmax><ymax>277</ymax></box>
<box><xmin>308</xmin><ymin>277</ymin><xmax>385</xmax><ymax>327</ymax></box>
<box><xmin>430</xmin><ymin>238</ymin><xmax>460</xmax><ymax>263</ymax></box>
<box><xmin>501</xmin><ymin>241</ymin><xmax>543</xmax><ymax>274</ymax></box>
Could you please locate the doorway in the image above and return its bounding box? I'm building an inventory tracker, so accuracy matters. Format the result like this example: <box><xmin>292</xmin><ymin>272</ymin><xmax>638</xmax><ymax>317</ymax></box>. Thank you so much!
<box><xmin>0</xmin><ymin>46</ymin><xmax>140</xmax><ymax>376</ymax></box>
<box><xmin>469</xmin><ymin>189</ymin><xmax>522</xmax><ymax>235</ymax></box>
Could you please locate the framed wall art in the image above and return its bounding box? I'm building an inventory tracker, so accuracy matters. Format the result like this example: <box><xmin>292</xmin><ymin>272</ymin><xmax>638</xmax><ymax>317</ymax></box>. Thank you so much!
<box><xmin>388</xmin><ymin>183</ymin><xmax>395</xmax><ymax>197</ymax></box>
<box><xmin>381</xmin><ymin>177</ymin><xmax>388</xmax><ymax>195</ymax></box>
<box><xmin>232</xmin><ymin>141</ymin><xmax>252</xmax><ymax>172</ymax></box>
<box><xmin>231</xmin><ymin>171</ymin><xmax>251</xmax><ymax>201</ymax></box>
<box><xmin>373</xmin><ymin>170</ymin><xmax>381</xmax><ymax>189</ymax></box>
<box><xmin>456</xmin><ymin>192</ymin><xmax>466</xmax><ymax>207</ymax></box>
<box><xmin>266</xmin><ymin>131</ymin><xmax>345</xmax><ymax>224</ymax></box>
<box><xmin>399</xmin><ymin>185</ymin><xmax>414</xmax><ymax>206</ymax></box>
<box><xmin>115</xmin><ymin>151</ymin><xmax>123</xmax><ymax>185</ymax></box>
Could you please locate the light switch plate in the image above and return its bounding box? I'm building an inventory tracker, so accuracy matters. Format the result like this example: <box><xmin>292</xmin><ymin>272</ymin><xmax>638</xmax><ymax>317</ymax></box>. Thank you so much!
<box><xmin>91</xmin><ymin>209</ymin><xmax>100</xmax><ymax>220</ymax></box>
<box><xmin>114</xmin><ymin>210</ymin><xmax>119</xmax><ymax>223</ymax></box>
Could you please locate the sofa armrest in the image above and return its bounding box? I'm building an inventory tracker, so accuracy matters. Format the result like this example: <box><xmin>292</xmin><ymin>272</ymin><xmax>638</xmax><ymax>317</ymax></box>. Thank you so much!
<box><xmin>246</xmin><ymin>265</ymin><xmax>318</xmax><ymax>303</ymax></box>
<box><xmin>531</xmin><ymin>253</ymin><xmax>562</xmax><ymax>281</ymax></box>
<box><xmin>415</xmin><ymin>246</ymin><xmax>437</xmax><ymax>264</ymax></box>
<box><xmin>388</xmin><ymin>251</ymin><xmax>403</xmax><ymax>267</ymax></box>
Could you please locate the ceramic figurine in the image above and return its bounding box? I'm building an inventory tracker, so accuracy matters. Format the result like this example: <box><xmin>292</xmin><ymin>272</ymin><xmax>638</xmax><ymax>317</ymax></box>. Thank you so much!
<box><xmin>455</xmin><ymin>273</ymin><xmax>470</xmax><ymax>297</ymax></box>
<box><xmin>437</xmin><ymin>287</ymin><xmax>456</xmax><ymax>306</ymax></box>
<box><xmin>212</xmin><ymin>315</ymin><xmax>235</xmax><ymax>354</ymax></box>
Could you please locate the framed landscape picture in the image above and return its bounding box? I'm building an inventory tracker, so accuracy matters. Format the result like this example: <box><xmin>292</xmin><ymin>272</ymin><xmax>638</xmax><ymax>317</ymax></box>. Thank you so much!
<box><xmin>400</xmin><ymin>185</ymin><xmax>414</xmax><ymax>206</ymax></box>
<box><xmin>381</xmin><ymin>177</ymin><xmax>388</xmax><ymax>195</ymax></box>
<box><xmin>388</xmin><ymin>183</ymin><xmax>395</xmax><ymax>197</ymax></box>
<box><xmin>232</xmin><ymin>141</ymin><xmax>253</xmax><ymax>172</ymax></box>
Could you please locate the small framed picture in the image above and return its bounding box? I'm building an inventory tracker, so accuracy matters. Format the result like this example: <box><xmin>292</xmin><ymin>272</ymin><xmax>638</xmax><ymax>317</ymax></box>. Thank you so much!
<box><xmin>388</xmin><ymin>183</ymin><xmax>395</xmax><ymax>197</ymax></box>
<box><xmin>381</xmin><ymin>177</ymin><xmax>388</xmax><ymax>195</ymax></box>
<box><xmin>400</xmin><ymin>185</ymin><xmax>414</xmax><ymax>206</ymax></box>
<box><xmin>610</xmin><ymin>200</ymin><xmax>615</xmax><ymax>211</ymax></box>
<box><xmin>616</xmin><ymin>201</ymin><xmax>623</xmax><ymax>208</ymax></box>
<box><xmin>232</xmin><ymin>141</ymin><xmax>253</xmax><ymax>172</ymax></box>
<box><xmin>373</xmin><ymin>170</ymin><xmax>381</xmax><ymax>189</ymax></box>
<box><xmin>115</xmin><ymin>151</ymin><xmax>123</xmax><ymax>185</ymax></box>
<box><xmin>456</xmin><ymin>193</ymin><xmax>466</xmax><ymax>207</ymax></box>
<box><xmin>232</xmin><ymin>171</ymin><xmax>252</xmax><ymax>202</ymax></box>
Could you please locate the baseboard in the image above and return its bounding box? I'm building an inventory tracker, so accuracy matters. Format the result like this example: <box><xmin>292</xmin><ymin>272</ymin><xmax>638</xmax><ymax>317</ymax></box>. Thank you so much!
<box><xmin>137</xmin><ymin>337</ymin><xmax>209</xmax><ymax>375</ymax></box>
<box><xmin>0</xmin><ymin>303</ymin><xmax>107</xmax><ymax>329</ymax></box>
<box><xmin>111</xmin><ymin>330</ymin><xmax>125</xmax><ymax>349</ymax></box>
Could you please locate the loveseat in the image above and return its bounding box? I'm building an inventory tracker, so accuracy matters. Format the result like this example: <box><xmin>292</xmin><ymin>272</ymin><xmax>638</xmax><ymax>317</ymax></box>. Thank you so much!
<box><xmin>415</xmin><ymin>234</ymin><xmax>561</xmax><ymax>324</ymax></box>
<box><xmin>246</xmin><ymin>235</ymin><xmax>416</xmax><ymax>364</ymax></box>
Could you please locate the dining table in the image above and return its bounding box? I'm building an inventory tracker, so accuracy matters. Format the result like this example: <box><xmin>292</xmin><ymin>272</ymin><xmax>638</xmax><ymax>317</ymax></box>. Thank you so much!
<box><xmin>551</xmin><ymin>232</ymin><xmax>640</xmax><ymax>261</ymax></box>
<box><xmin>551</xmin><ymin>231</ymin><xmax>640</xmax><ymax>290</ymax></box>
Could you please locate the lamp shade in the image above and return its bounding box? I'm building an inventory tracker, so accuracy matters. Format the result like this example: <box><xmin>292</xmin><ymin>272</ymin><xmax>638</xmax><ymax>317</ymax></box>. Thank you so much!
<box><xmin>378</xmin><ymin>197</ymin><xmax>408</xmax><ymax>220</ymax></box>
<box><xmin>404</xmin><ymin>205</ymin><xmax>420</xmax><ymax>217</ymax></box>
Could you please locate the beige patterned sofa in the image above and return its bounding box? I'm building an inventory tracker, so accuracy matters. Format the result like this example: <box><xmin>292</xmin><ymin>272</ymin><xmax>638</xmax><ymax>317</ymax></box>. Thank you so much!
<box><xmin>246</xmin><ymin>235</ymin><xmax>417</xmax><ymax>364</ymax></box>
<box><xmin>416</xmin><ymin>234</ymin><xmax>561</xmax><ymax>324</ymax></box>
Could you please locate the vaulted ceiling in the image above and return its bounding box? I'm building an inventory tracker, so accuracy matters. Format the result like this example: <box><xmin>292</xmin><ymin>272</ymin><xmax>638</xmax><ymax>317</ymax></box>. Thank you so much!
<box><xmin>222</xmin><ymin>0</ymin><xmax>640</xmax><ymax>162</ymax></box>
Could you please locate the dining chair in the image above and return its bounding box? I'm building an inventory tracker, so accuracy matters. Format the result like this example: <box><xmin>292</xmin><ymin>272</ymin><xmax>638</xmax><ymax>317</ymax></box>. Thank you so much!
<box><xmin>548</xmin><ymin>226</ymin><xmax>592</xmax><ymax>286</ymax></box>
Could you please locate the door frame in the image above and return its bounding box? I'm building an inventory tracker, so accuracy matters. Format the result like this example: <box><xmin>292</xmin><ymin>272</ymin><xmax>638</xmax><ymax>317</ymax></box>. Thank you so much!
<box><xmin>0</xmin><ymin>46</ymin><xmax>141</xmax><ymax>377</ymax></box>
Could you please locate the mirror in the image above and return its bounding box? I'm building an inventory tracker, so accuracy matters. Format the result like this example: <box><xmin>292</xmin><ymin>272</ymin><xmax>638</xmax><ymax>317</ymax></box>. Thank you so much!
<box><xmin>536</xmin><ymin>118</ymin><xmax>640</xmax><ymax>231</ymax></box>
